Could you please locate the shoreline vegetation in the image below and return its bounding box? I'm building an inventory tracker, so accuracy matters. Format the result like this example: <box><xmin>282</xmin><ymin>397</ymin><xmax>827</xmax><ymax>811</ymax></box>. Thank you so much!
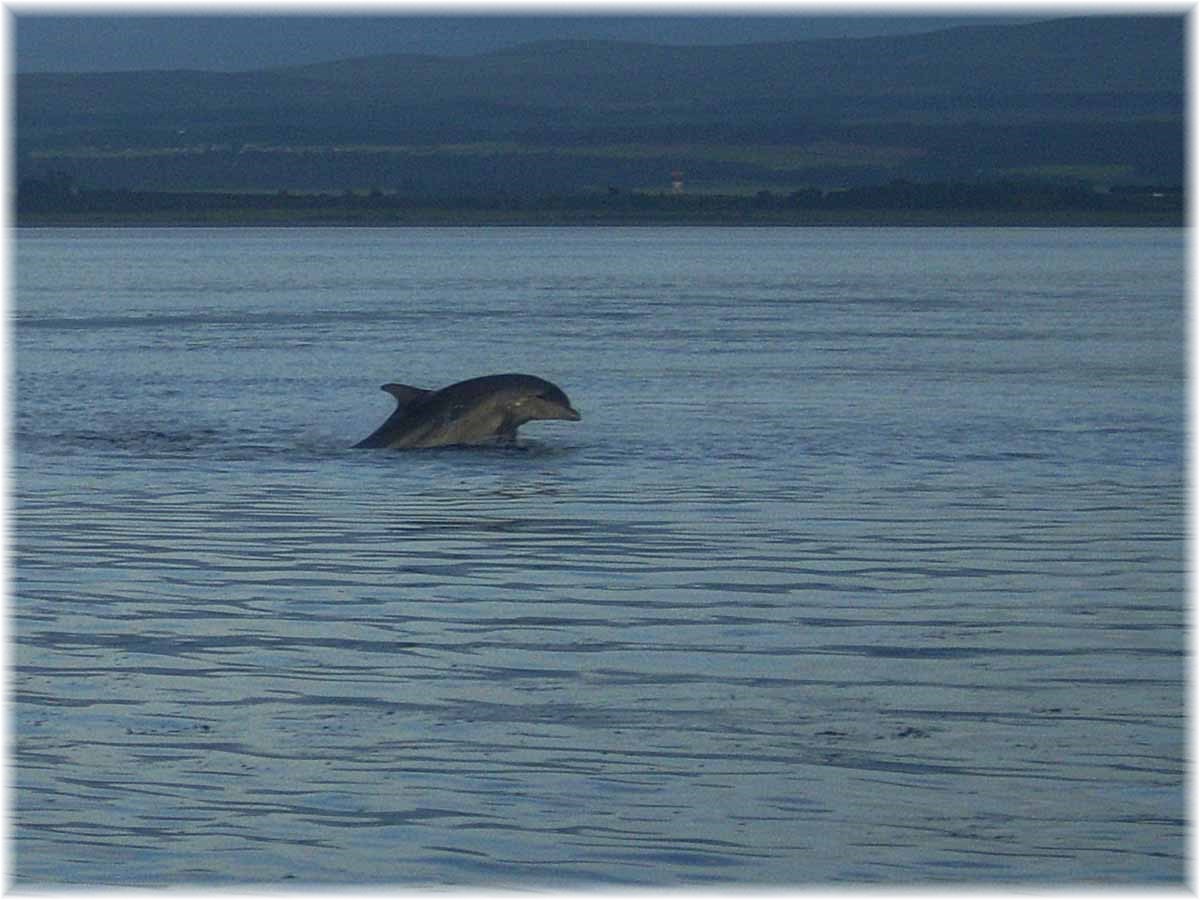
<box><xmin>16</xmin><ymin>177</ymin><xmax>1183</xmax><ymax>228</ymax></box>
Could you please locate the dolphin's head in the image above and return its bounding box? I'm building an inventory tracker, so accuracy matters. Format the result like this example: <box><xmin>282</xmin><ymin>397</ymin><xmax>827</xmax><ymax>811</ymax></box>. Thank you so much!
<box><xmin>509</xmin><ymin>379</ymin><xmax>581</xmax><ymax>424</ymax></box>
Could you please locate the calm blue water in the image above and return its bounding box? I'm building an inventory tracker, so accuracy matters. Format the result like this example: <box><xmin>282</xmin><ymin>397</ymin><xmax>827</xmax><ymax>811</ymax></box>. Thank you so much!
<box><xmin>13</xmin><ymin>227</ymin><xmax>1185</xmax><ymax>886</ymax></box>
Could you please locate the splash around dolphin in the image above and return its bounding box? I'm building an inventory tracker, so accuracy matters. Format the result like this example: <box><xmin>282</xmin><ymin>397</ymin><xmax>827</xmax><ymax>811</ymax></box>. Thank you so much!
<box><xmin>353</xmin><ymin>373</ymin><xmax>581</xmax><ymax>449</ymax></box>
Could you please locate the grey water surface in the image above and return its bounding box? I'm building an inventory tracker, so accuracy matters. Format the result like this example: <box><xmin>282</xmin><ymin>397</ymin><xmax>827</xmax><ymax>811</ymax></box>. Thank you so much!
<box><xmin>13</xmin><ymin>226</ymin><xmax>1185</xmax><ymax>886</ymax></box>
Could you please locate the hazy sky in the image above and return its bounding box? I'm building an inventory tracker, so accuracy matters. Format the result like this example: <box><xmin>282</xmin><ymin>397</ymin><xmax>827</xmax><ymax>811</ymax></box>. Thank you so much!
<box><xmin>14</xmin><ymin>12</ymin><xmax>1036</xmax><ymax>73</ymax></box>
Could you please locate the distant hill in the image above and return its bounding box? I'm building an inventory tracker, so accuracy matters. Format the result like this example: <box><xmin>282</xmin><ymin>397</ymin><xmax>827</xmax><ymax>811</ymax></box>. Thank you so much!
<box><xmin>16</xmin><ymin>16</ymin><xmax>1184</xmax><ymax>196</ymax></box>
<box><xmin>275</xmin><ymin>16</ymin><xmax>1180</xmax><ymax>101</ymax></box>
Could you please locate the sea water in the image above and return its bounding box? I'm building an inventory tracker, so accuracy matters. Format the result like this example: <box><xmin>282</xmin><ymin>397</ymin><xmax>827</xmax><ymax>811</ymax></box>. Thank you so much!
<box><xmin>12</xmin><ymin>226</ymin><xmax>1185</xmax><ymax>886</ymax></box>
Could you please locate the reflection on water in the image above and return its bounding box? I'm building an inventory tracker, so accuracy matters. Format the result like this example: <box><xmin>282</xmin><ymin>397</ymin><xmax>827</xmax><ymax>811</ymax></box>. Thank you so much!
<box><xmin>13</xmin><ymin>227</ymin><xmax>1185</xmax><ymax>886</ymax></box>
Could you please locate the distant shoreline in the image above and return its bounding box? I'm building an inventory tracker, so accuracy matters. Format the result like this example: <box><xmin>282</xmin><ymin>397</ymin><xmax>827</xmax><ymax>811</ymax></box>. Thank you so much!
<box><xmin>14</xmin><ymin>208</ymin><xmax>1183</xmax><ymax>228</ymax></box>
<box><xmin>16</xmin><ymin>180</ymin><xmax>1183</xmax><ymax>228</ymax></box>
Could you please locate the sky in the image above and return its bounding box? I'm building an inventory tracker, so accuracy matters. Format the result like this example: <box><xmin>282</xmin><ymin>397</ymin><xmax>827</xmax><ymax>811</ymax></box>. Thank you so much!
<box><xmin>12</xmin><ymin>10</ymin><xmax>1044</xmax><ymax>73</ymax></box>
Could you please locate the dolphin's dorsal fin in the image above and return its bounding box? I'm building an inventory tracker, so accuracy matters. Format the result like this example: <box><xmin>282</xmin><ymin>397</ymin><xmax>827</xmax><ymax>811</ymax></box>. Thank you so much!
<box><xmin>381</xmin><ymin>383</ymin><xmax>432</xmax><ymax>411</ymax></box>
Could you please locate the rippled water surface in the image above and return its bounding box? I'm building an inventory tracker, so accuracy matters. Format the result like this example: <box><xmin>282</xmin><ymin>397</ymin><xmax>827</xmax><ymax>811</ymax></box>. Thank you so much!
<box><xmin>13</xmin><ymin>227</ymin><xmax>1185</xmax><ymax>886</ymax></box>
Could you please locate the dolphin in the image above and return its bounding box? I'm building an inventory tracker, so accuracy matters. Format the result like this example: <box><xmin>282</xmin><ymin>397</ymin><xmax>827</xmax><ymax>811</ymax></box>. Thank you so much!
<box><xmin>353</xmin><ymin>373</ymin><xmax>581</xmax><ymax>449</ymax></box>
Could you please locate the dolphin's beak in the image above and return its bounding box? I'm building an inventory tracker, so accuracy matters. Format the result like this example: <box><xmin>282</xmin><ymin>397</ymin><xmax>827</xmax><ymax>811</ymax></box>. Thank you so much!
<box><xmin>533</xmin><ymin>395</ymin><xmax>580</xmax><ymax>421</ymax></box>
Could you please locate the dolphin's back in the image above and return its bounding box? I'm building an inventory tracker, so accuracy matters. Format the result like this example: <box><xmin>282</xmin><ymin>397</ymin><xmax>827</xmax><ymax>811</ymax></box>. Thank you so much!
<box><xmin>433</xmin><ymin>373</ymin><xmax>553</xmax><ymax>403</ymax></box>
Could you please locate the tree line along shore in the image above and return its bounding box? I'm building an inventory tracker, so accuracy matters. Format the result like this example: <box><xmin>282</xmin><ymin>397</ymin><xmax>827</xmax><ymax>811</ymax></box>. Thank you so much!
<box><xmin>16</xmin><ymin>174</ymin><xmax>1183</xmax><ymax>227</ymax></box>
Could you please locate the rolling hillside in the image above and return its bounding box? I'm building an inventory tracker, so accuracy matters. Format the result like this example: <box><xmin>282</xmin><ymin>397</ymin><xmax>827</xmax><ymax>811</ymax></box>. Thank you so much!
<box><xmin>16</xmin><ymin>16</ymin><xmax>1184</xmax><ymax>196</ymax></box>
